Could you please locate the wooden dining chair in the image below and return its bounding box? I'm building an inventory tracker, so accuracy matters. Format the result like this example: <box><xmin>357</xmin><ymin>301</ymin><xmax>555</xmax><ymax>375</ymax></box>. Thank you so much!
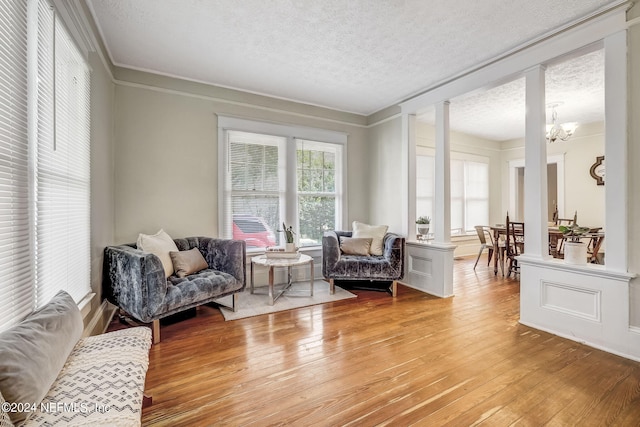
<box><xmin>556</xmin><ymin>218</ymin><xmax>574</xmax><ymax>226</ymax></box>
<box><xmin>505</xmin><ymin>216</ymin><xmax>524</xmax><ymax>277</ymax></box>
<box><xmin>554</xmin><ymin>218</ymin><xmax>575</xmax><ymax>257</ymax></box>
<box><xmin>473</xmin><ymin>226</ymin><xmax>494</xmax><ymax>270</ymax></box>
<box><xmin>587</xmin><ymin>228</ymin><xmax>604</xmax><ymax>264</ymax></box>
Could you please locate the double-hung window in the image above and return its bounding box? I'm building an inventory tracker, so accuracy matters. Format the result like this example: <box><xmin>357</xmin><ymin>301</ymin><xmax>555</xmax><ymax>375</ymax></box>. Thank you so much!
<box><xmin>34</xmin><ymin>0</ymin><xmax>91</xmax><ymax>306</ymax></box>
<box><xmin>0</xmin><ymin>0</ymin><xmax>91</xmax><ymax>332</ymax></box>
<box><xmin>297</xmin><ymin>139</ymin><xmax>341</xmax><ymax>246</ymax></box>
<box><xmin>417</xmin><ymin>149</ymin><xmax>489</xmax><ymax>234</ymax></box>
<box><xmin>219</xmin><ymin>117</ymin><xmax>346</xmax><ymax>250</ymax></box>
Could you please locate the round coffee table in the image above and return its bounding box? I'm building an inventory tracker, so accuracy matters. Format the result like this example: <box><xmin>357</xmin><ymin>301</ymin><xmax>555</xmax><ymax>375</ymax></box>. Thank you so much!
<box><xmin>250</xmin><ymin>254</ymin><xmax>314</xmax><ymax>305</ymax></box>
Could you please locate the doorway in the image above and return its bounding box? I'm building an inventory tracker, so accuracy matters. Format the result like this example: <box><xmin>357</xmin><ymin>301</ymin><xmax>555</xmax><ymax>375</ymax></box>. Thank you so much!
<box><xmin>509</xmin><ymin>154</ymin><xmax>565</xmax><ymax>222</ymax></box>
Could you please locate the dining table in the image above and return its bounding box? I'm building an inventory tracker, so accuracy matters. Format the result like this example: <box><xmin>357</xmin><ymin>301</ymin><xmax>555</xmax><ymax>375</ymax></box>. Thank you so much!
<box><xmin>488</xmin><ymin>224</ymin><xmax>604</xmax><ymax>275</ymax></box>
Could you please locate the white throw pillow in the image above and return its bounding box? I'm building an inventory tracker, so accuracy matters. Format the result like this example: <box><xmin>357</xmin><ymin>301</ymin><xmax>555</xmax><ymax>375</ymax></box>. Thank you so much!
<box><xmin>137</xmin><ymin>229</ymin><xmax>179</xmax><ymax>278</ymax></box>
<box><xmin>352</xmin><ymin>221</ymin><xmax>388</xmax><ymax>256</ymax></box>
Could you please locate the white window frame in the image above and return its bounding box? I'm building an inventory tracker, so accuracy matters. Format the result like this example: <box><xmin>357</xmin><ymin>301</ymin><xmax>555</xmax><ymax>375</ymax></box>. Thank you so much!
<box><xmin>417</xmin><ymin>147</ymin><xmax>489</xmax><ymax>235</ymax></box>
<box><xmin>33</xmin><ymin>0</ymin><xmax>91</xmax><ymax>308</ymax></box>
<box><xmin>218</xmin><ymin>116</ymin><xmax>347</xmax><ymax>251</ymax></box>
<box><xmin>0</xmin><ymin>0</ymin><xmax>91</xmax><ymax>332</ymax></box>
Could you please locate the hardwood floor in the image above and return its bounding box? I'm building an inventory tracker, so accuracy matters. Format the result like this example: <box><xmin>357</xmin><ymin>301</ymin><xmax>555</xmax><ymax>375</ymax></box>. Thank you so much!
<box><xmin>121</xmin><ymin>256</ymin><xmax>640</xmax><ymax>426</ymax></box>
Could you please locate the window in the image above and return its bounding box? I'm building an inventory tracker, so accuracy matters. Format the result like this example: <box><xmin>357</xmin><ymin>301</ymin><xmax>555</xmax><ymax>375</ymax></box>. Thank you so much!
<box><xmin>417</xmin><ymin>152</ymin><xmax>489</xmax><ymax>234</ymax></box>
<box><xmin>0</xmin><ymin>0</ymin><xmax>90</xmax><ymax>332</ymax></box>
<box><xmin>35</xmin><ymin>0</ymin><xmax>91</xmax><ymax>306</ymax></box>
<box><xmin>219</xmin><ymin>117</ymin><xmax>346</xmax><ymax>250</ymax></box>
<box><xmin>297</xmin><ymin>140</ymin><xmax>340</xmax><ymax>246</ymax></box>
<box><xmin>416</xmin><ymin>155</ymin><xmax>435</xmax><ymax>229</ymax></box>
<box><xmin>227</xmin><ymin>131</ymin><xmax>283</xmax><ymax>249</ymax></box>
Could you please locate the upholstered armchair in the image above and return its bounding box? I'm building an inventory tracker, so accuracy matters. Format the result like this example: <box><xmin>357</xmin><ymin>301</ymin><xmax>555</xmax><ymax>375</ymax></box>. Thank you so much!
<box><xmin>322</xmin><ymin>231</ymin><xmax>405</xmax><ymax>296</ymax></box>
<box><xmin>103</xmin><ymin>236</ymin><xmax>245</xmax><ymax>343</ymax></box>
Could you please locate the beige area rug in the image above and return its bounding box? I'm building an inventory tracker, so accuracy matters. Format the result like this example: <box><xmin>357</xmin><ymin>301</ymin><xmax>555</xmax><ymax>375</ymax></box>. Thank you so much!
<box><xmin>217</xmin><ymin>281</ymin><xmax>357</xmax><ymax>321</ymax></box>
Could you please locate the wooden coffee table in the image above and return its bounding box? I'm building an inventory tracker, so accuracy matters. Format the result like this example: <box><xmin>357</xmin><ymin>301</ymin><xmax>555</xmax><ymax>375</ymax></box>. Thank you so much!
<box><xmin>250</xmin><ymin>254</ymin><xmax>314</xmax><ymax>305</ymax></box>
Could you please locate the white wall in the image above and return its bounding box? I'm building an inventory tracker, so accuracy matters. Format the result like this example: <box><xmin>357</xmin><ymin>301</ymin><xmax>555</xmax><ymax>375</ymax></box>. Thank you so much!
<box><xmin>366</xmin><ymin>117</ymin><xmax>405</xmax><ymax>233</ymax></box>
<box><xmin>500</xmin><ymin>122</ymin><xmax>605</xmax><ymax>228</ymax></box>
<box><xmin>113</xmin><ymin>74</ymin><xmax>370</xmax><ymax>243</ymax></box>
<box><xmin>88</xmin><ymin>51</ymin><xmax>115</xmax><ymax>314</ymax></box>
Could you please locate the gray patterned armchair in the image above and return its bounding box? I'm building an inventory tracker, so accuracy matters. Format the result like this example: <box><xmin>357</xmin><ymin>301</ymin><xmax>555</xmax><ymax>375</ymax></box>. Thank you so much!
<box><xmin>322</xmin><ymin>231</ymin><xmax>405</xmax><ymax>297</ymax></box>
<box><xmin>103</xmin><ymin>237</ymin><xmax>245</xmax><ymax>343</ymax></box>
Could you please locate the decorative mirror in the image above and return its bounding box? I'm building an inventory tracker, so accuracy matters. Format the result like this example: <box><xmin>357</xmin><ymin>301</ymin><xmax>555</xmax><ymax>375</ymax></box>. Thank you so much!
<box><xmin>589</xmin><ymin>155</ymin><xmax>605</xmax><ymax>186</ymax></box>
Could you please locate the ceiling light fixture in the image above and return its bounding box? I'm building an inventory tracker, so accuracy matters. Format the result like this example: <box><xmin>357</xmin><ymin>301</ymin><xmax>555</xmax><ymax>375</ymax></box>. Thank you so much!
<box><xmin>546</xmin><ymin>103</ymin><xmax>578</xmax><ymax>143</ymax></box>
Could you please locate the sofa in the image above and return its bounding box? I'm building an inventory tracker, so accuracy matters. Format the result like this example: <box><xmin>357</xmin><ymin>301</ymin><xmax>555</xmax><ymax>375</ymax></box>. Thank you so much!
<box><xmin>322</xmin><ymin>230</ymin><xmax>405</xmax><ymax>296</ymax></box>
<box><xmin>104</xmin><ymin>235</ymin><xmax>246</xmax><ymax>343</ymax></box>
<box><xmin>0</xmin><ymin>290</ymin><xmax>151</xmax><ymax>426</ymax></box>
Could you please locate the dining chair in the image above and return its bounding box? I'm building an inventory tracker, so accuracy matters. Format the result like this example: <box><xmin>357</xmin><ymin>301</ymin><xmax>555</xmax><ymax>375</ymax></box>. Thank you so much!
<box><xmin>473</xmin><ymin>226</ymin><xmax>494</xmax><ymax>270</ymax></box>
<box><xmin>505</xmin><ymin>216</ymin><xmax>524</xmax><ymax>277</ymax></box>
<box><xmin>556</xmin><ymin>218</ymin><xmax>574</xmax><ymax>226</ymax></box>
<box><xmin>587</xmin><ymin>228</ymin><xmax>604</xmax><ymax>264</ymax></box>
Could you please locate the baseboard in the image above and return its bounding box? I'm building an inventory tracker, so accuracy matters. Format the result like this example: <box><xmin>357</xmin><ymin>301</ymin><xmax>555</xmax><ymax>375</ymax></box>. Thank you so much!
<box><xmin>519</xmin><ymin>319</ymin><xmax>640</xmax><ymax>363</ymax></box>
<box><xmin>82</xmin><ymin>299</ymin><xmax>118</xmax><ymax>337</ymax></box>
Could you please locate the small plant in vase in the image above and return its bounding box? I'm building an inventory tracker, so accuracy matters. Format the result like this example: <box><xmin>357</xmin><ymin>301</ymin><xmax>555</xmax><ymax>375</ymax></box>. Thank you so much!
<box><xmin>278</xmin><ymin>222</ymin><xmax>297</xmax><ymax>252</ymax></box>
<box><xmin>416</xmin><ymin>216</ymin><xmax>431</xmax><ymax>236</ymax></box>
<box><xmin>558</xmin><ymin>212</ymin><xmax>590</xmax><ymax>264</ymax></box>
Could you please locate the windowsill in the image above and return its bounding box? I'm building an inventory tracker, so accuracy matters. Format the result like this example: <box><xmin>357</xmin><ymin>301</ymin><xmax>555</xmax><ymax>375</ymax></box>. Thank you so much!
<box><xmin>78</xmin><ymin>292</ymin><xmax>96</xmax><ymax>320</ymax></box>
<box><xmin>411</xmin><ymin>232</ymin><xmax>477</xmax><ymax>243</ymax></box>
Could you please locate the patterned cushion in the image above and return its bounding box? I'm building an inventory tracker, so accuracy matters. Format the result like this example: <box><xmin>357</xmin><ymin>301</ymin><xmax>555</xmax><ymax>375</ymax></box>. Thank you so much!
<box><xmin>0</xmin><ymin>391</ymin><xmax>13</xmax><ymax>427</ymax></box>
<box><xmin>22</xmin><ymin>327</ymin><xmax>151</xmax><ymax>427</ymax></box>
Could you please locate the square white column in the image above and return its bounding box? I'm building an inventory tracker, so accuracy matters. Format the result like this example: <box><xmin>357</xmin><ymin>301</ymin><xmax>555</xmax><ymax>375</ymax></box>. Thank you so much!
<box><xmin>434</xmin><ymin>101</ymin><xmax>451</xmax><ymax>244</ymax></box>
<box><xmin>523</xmin><ymin>65</ymin><xmax>551</xmax><ymax>260</ymax></box>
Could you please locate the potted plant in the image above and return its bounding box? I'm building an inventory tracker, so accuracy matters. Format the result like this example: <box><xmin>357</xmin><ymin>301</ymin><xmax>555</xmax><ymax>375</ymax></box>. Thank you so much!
<box><xmin>279</xmin><ymin>222</ymin><xmax>297</xmax><ymax>252</ymax></box>
<box><xmin>416</xmin><ymin>216</ymin><xmax>431</xmax><ymax>236</ymax></box>
<box><xmin>558</xmin><ymin>212</ymin><xmax>590</xmax><ymax>264</ymax></box>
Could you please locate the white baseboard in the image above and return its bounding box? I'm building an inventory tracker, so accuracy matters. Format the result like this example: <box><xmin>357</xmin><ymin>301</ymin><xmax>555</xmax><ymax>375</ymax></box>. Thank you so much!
<box><xmin>520</xmin><ymin>319</ymin><xmax>640</xmax><ymax>363</ymax></box>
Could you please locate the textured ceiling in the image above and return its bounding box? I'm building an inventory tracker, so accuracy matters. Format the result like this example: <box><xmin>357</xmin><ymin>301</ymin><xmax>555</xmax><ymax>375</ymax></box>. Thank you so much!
<box><xmin>418</xmin><ymin>49</ymin><xmax>604</xmax><ymax>141</ymax></box>
<box><xmin>88</xmin><ymin>0</ymin><xmax>616</xmax><ymax>139</ymax></box>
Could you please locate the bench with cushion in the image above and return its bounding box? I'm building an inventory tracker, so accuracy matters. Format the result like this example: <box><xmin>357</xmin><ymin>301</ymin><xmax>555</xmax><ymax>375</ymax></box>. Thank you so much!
<box><xmin>0</xmin><ymin>290</ymin><xmax>151</xmax><ymax>426</ymax></box>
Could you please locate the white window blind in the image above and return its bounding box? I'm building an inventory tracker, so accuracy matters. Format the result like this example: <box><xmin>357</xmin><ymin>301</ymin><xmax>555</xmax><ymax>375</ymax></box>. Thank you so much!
<box><xmin>416</xmin><ymin>154</ymin><xmax>435</xmax><ymax>227</ymax></box>
<box><xmin>219</xmin><ymin>117</ymin><xmax>346</xmax><ymax>251</ymax></box>
<box><xmin>0</xmin><ymin>0</ymin><xmax>34</xmax><ymax>332</ymax></box>
<box><xmin>35</xmin><ymin>0</ymin><xmax>91</xmax><ymax>306</ymax></box>
<box><xmin>225</xmin><ymin>130</ymin><xmax>283</xmax><ymax>250</ymax></box>
<box><xmin>464</xmin><ymin>160</ymin><xmax>489</xmax><ymax>230</ymax></box>
<box><xmin>416</xmin><ymin>154</ymin><xmax>489</xmax><ymax>234</ymax></box>
<box><xmin>451</xmin><ymin>159</ymin><xmax>465</xmax><ymax>233</ymax></box>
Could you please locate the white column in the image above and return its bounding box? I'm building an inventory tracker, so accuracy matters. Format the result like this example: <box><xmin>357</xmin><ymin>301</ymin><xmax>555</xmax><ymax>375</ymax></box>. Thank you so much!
<box><xmin>434</xmin><ymin>101</ymin><xmax>451</xmax><ymax>244</ymax></box>
<box><xmin>285</xmin><ymin>136</ymin><xmax>298</xmax><ymax>229</ymax></box>
<box><xmin>404</xmin><ymin>113</ymin><xmax>417</xmax><ymax>238</ymax></box>
<box><xmin>523</xmin><ymin>65</ymin><xmax>551</xmax><ymax>259</ymax></box>
<box><xmin>604</xmin><ymin>31</ymin><xmax>628</xmax><ymax>272</ymax></box>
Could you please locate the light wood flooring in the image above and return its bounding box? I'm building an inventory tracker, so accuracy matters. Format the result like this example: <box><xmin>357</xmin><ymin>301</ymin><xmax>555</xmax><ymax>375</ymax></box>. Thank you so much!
<box><xmin>125</xmin><ymin>255</ymin><xmax>640</xmax><ymax>426</ymax></box>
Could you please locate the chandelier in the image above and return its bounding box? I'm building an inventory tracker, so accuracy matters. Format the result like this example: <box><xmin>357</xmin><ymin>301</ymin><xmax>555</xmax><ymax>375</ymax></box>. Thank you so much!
<box><xmin>546</xmin><ymin>103</ymin><xmax>578</xmax><ymax>143</ymax></box>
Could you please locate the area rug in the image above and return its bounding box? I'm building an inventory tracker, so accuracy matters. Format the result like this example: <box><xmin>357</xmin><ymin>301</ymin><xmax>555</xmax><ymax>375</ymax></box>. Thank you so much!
<box><xmin>217</xmin><ymin>281</ymin><xmax>356</xmax><ymax>321</ymax></box>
